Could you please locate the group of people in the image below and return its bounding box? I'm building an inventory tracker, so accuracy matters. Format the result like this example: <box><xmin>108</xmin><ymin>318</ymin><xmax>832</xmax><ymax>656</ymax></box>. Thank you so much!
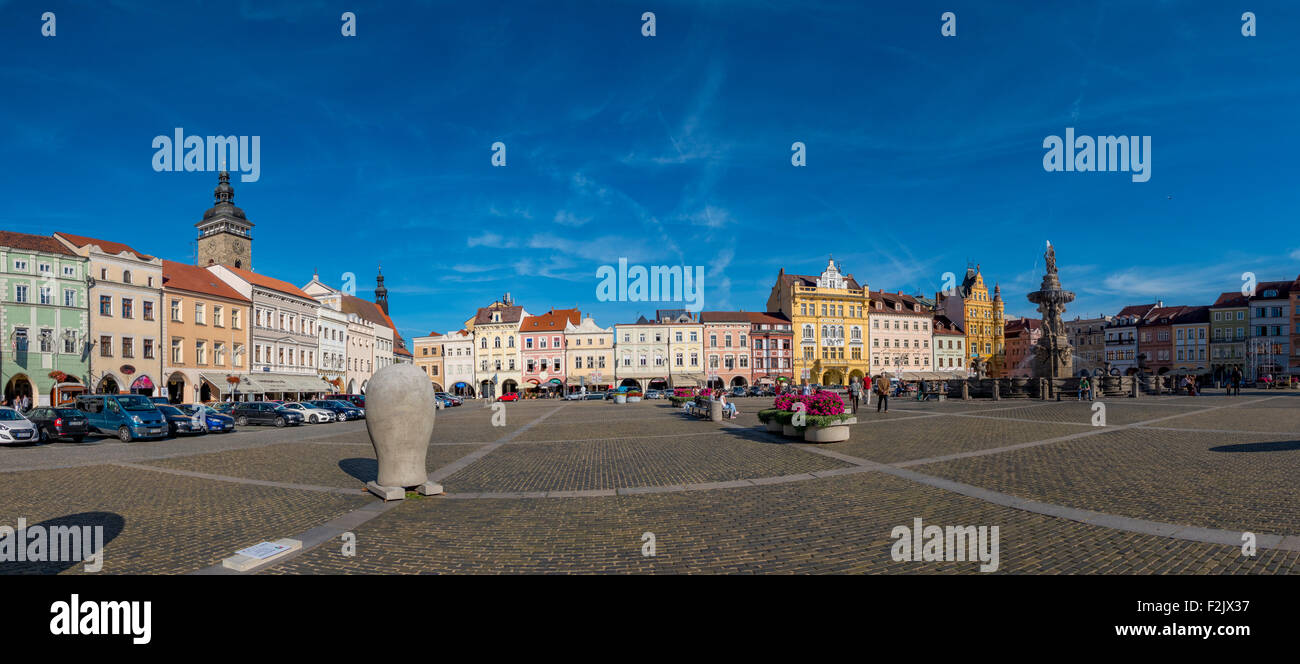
<box><xmin>1</xmin><ymin>394</ymin><xmax>32</xmax><ymax>412</ymax></box>
<box><xmin>846</xmin><ymin>375</ymin><xmax>896</xmax><ymax>414</ymax></box>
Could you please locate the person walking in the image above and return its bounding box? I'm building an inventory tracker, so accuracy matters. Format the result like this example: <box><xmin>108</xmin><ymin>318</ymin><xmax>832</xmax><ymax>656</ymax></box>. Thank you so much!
<box><xmin>863</xmin><ymin>374</ymin><xmax>873</xmax><ymax>407</ymax></box>
<box><xmin>875</xmin><ymin>375</ymin><xmax>889</xmax><ymax>413</ymax></box>
<box><xmin>849</xmin><ymin>380</ymin><xmax>860</xmax><ymax>414</ymax></box>
<box><xmin>1232</xmin><ymin>368</ymin><xmax>1242</xmax><ymax>396</ymax></box>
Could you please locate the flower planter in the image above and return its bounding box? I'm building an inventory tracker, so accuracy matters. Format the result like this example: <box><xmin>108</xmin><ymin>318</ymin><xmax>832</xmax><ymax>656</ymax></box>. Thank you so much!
<box><xmin>614</xmin><ymin>394</ymin><xmax>627</xmax><ymax>404</ymax></box>
<box><xmin>782</xmin><ymin>424</ymin><xmax>804</xmax><ymax>437</ymax></box>
<box><xmin>627</xmin><ymin>396</ymin><xmax>642</xmax><ymax>403</ymax></box>
<box><xmin>764</xmin><ymin>420</ymin><xmax>783</xmax><ymax>433</ymax></box>
<box><xmin>803</xmin><ymin>423</ymin><xmax>850</xmax><ymax>443</ymax></box>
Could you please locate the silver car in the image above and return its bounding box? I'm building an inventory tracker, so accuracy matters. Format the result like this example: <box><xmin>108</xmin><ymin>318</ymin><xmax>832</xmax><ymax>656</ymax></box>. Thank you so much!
<box><xmin>281</xmin><ymin>402</ymin><xmax>336</xmax><ymax>424</ymax></box>
<box><xmin>0</xmin><ymin>407</ymin><xmax>40</xmax><ymax>444</ymax></box>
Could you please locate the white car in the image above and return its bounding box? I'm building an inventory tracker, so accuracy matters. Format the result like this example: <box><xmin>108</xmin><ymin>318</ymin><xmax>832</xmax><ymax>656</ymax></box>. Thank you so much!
<box><xmin>281</xmin><ymin>402</ymin><xmax>335</xmax><ymax>424</ymax></box>
<box><xmin>0</xmin><ymin>407</ymin><xmax>39</xmax><ymax>444</ymax></box>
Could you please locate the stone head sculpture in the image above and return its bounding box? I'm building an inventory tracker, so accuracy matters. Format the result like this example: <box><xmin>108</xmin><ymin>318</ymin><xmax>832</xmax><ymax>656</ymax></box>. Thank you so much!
<box><xmin>365</xmin><ymin>363</ymin><xmax>437</xmax><ymax>490</ymax></box>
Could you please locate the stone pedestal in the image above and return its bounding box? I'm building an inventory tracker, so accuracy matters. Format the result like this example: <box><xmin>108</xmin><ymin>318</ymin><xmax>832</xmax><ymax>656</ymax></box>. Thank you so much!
<box><xmin>710</xmin><ymin>401</ymin><xmax>723</xmax><ymax>422</ymax></box>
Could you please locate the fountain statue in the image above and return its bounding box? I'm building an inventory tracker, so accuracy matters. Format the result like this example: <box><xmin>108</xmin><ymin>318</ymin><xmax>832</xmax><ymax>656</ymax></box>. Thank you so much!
<box><xmin>1027</xmin><ymin>241</ymin><xmax>1076</xmax><ymax>380</ymax></box>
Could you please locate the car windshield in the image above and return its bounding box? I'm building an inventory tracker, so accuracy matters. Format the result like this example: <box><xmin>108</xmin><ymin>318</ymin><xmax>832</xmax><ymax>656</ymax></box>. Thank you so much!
<box><xmin>118</xmin><ymin>395</ymin><xmax>157</xmax><ymax>411</ymax></box>
<box><xmin>0</xmin><ymin>409</ymin><xmax>26</xmax><ymax>420</ymax></box>
<box><xmin>157</xmin><ymin>405</ymin><xmax>183</xmax><ymax>416</ymax></box>
<box><xmin>203</xmin><ymin>407</ymin><xmax>220</xmax><ymax>415</ymax></box>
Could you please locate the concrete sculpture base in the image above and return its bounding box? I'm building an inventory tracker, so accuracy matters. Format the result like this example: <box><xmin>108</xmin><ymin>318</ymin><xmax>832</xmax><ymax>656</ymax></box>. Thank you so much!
<box><xmin>221</xmin><ymin>538</ymin><xmax>302</xmax><ymax>571</ymax></box>
<box><xmin>367</xmin><ymin>480</ymin><xmax>444</xmax><ymax>501</ymax></box>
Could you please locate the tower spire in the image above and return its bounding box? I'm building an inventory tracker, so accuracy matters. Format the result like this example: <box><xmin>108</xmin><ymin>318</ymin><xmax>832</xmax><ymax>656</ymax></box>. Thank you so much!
<box><xmin>375</xmin><ymin>264</ymin><xmax>389</xmax><ymax>314</ymax></box>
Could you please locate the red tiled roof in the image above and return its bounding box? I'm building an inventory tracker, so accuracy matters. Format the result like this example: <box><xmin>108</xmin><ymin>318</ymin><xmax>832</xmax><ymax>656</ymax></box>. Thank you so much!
<box><xmin>1212</xmin><ymin>292</ymin><xmax>1250</xmax><ymax>308</ymax></box>
<box><xmin>0</xmin><ymin>231</ymin><xmax>77</xmax><ymax>256</ymax></box>
<box><xmin>340</xmin><ymin>294</ymin><xmax>411</xmax><ymax>355</ymax></box>
<box><xmin>54</xmin><ymin>232</ymin><xmax>154</xmax><ymax>260</ymax></box>
<box><xmin>162</xmin><ymin>260</ymin><xmax>248</xmax><ymax>302</ymax></box>
<box><xmin>699</xmin><ymin>311</ymin><xmax>752</xmax><ymax>323</ymax></box>
<box><xmin>778</xmin><ymin>272</ymin><xmax>865</xmax><ymax>291</ymax></box>
<box><xmin>218</xmin><ymin>264</ymin><xmax>313</xmax><ymax>299</ymax></box>
<box><xmin>522</xmin><ymin>308</ymin><xmax>580</xmax><ymax>331</ymax></box>
<box><xmin>743</xmin><ymin>311</ymin><xmax>792</xmax><ymax>326</ymax></box>
<box><xmin>473</xmin><ymin>305</ymin><xmax>525</xmax><ymax>325</ymax></box>
<box><xmin>870</xmin><ymin>290</ymin><xmax>931</xmax><ymax>315</ymax></box>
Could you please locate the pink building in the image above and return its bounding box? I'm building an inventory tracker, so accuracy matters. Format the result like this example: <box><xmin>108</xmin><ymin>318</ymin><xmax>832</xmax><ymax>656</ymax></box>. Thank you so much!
<box><xmin>700</xmin><ymin>312</ymin><xmax>753</xmax><ymax>390</ymax></box>
<box><xmin>520</xmin><ymin>308</ymin><xmax>580</xmax><ymax>395</ymax></box>
<box><xmin>746</xmin><ymin>312</ymin><xmax>794</xmax><ymax>390</ymax></box>
<box><xmin>869</xmin><ymin>291</ymin><xmax>934</xmax><ymax>376</ymax></box>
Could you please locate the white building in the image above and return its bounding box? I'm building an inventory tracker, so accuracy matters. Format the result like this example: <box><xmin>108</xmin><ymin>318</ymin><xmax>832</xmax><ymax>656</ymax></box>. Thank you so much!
<box><xmin>442</xmin><ymin>329</ymin><xmax>476</xmax><ymax>397</ymax></box>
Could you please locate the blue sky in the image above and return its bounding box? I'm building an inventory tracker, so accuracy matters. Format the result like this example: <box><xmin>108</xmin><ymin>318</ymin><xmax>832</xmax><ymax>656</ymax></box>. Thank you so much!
<box><xmin>3</xmin><ymin>0</ymin><xmax>1299</xmax><ymax>341</ymax></box>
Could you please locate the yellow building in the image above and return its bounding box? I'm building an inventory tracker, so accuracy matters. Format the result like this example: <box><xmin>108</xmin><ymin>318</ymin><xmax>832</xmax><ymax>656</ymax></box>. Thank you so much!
<box><xmin>766</xmin><ymin>258</ymin><xmax>870</xmax><ymax>386</ymax></box>
<box><xmin>937</xmin><ymin>264</ymin><xmax>1005</xmax><ymax>376</ymax></box>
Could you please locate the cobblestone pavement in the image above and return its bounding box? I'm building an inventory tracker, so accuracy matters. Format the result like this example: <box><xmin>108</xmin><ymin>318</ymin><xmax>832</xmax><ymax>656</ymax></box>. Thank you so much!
<box><xmin>2</xmin><ymin>391</ymin><xmax>1298</xmax><ymax>574</ymax></box>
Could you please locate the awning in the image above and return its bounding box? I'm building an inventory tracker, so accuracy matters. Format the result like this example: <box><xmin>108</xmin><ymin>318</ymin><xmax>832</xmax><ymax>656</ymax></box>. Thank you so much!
<box><xmin>202</xmin><ymin>372</ymin><xmax>333</xmax><ymax>395</ymax></box>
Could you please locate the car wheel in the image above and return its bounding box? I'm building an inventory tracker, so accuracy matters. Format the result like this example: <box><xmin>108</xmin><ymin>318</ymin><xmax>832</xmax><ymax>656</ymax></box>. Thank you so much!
<box><xmin>38</xmin><ymin>428</ymin><xmax>49</xmax><ymax>443</ymax></box>
<box><xmin>275</xmin><ymin>417</ymin><xmax>286</xmax><ymax>427</ymax></box>
<box><xmin>72</xmin><ymin>435</ymin><xmax>85</xmax><ymax>443</ymax></box>
<box><xmin>118</xmin><ymin>426</ymin><xmax>132</xmax><ymax>442</ymax></box>
<box><xmin>310</xmin><ymin>415</ymin><xmax>319</xmax><ymax>424</ymax></box>
<box><xmin>236</xmin><ymin>416</ymin><xmax>248</xmax><ymax>426</ymax></box>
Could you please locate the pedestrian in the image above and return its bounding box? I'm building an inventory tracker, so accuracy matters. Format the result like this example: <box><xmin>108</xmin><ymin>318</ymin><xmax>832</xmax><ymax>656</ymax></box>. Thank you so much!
<box><xmin>849</xmin><ymin>380</ymin><xmax>860</xmax><ymax>414</ymax></box>
<box><xmin>863</xmin><ymin>374</ymin><xmax>873</xmax><ymax>407</ymax></box>
<box><xmin>1078</xmin><ymin>376</ymin><xmax>1090</xmax><ymax>401</ymax></box>
<box><xmin>876</xmin><ymin>375</ymin><xmax>889</xmax><ymax>413</ymax></box>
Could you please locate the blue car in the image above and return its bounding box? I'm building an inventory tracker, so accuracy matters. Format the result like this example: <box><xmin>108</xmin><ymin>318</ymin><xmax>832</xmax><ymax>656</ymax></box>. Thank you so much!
<box><xmin>75</xmin><ymin>394</ymin><xmax>168</xmax><ymax>442</ymax></box>
<box><xmin>179</xmin><ymin>404</ymin><xmax>236</xmax><ymax>433</ymax></box>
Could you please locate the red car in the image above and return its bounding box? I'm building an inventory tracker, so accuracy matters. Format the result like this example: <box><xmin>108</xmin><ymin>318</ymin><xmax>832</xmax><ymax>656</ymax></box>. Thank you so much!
<box><xmin>497</xmin><ymin>392</ymin><xmax>519</xmax><ymax>402</ymax></box>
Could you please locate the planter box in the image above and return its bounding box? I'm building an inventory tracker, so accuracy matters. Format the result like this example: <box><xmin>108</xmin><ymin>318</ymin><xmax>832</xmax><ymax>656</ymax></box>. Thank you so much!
<box><xmin>627</xmin><ymin>396</ymin><xmax>642</xmax><ymax>402</ymax></box>
<box><xmin>764</xmin><ymin>420</ymin><xmax>783</xmax><ymax>433</ymax></box>
<box><xmin>614</xmin><ymin>394</ymin><xmax>627</xmax><ymax>404</ymax></box>
<box><xmin>803</xmin><ymin>423</ymin><xmax>850</xmax><ymax>443</ymax></box>
<box><xmin>782</xmin><ymin>424</ymin><xmax>804</xmax><ymax>437</ymax></box>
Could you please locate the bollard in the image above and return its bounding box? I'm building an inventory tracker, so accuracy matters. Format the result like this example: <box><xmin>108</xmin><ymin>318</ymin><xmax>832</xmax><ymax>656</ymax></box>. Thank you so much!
<box><xmin>710</xmin><ymin>400</ymin><xmax>723</xmax><ymax>423</ymax></box>
<box><xmin>962</xmin><ymin>381</ymin><xmax>970</xmax><ymax>401</ymax></box>
<box><xmin>992</xmin><ymin>380</ymin><xmax>1000</xmax><ymax>401</ymax></box>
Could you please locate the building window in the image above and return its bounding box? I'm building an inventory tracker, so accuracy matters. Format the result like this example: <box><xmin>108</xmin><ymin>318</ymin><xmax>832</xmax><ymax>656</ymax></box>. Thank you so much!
<box><xmin>14</xmin><ymin>285</ymin><xmax>29</xmax><ymax>304</ymax></box>
<box><xmin>100</xmin><ymin>335</ymin><xmax>113</xmax><ymax>357</ymax></box>
<box><xmin>121</xmin><ymin>298</ymin><xmax>133</xmax><ymax>319</ymax></box>
<box><xmin>171</xmin><ymin>338</ymin><xmax>183</xmax><ymax>364</ymax></box>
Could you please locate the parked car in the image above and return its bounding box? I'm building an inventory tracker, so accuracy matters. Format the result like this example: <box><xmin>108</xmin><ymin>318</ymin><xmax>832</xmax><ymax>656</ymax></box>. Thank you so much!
<box><xmin>645</xmin><ymin>389</ymin><xmax>664</xmax><ymax>399</ymax></box>
<box><xmin>149</xmin><ymin>396</ymin><xmax>171</xmax><ymax>405</ymax></box>
<box><xmin>498</xmin><ymin>392</ymin><xmax>520</xmax><ymax>402</ymax></box>
<box><xmin>210</xmin><ymin>402</ymin><xmax>236</xmax><ymax>414</ymax></box>
<box><xmin>325</xmin><ymin>393</ymin><xmax>366</xmax><ymax>408</ymax></box>
<box><xmin>434</xmin><ymin>392</ymin><xmax>463</xmax><ymax>406</ymax></box>
<box><xmin>730</xmin><ymin>387</ymin><xmax>748</xmax><ymax>398</ymax></box>
<box><xmin>281</xmin><ymin>402</ymin><xmax>336</xmax><ymax>424</ymax></box>
<box><xmin>0</xmin><ymin>406</ymin><xmax>41</xmax><ymax>444</ymax></box>
<box><xmin>25</xmin><ymin>406</ymin><xmax>90</xmax><ymax>443</ymax></box>
<box><xmin>564</xmin><ymin>391</ymin><xmax>589</xmax><ymax>400</ymax></box>
<box><xmin>231</xmin><ymin>402</ymin><xmax>304</xmax><ymax>427</ymax></box>
<box><xmin>75</xmin><ymin>394</ymin><xmax>168</xmax><ymax>442</ymax></box>
<box><xmin>584</xmin><ymin>392</ymin><xmax>606</xmax><ymax>400</ymax></box>
<box><xmin>179</xmin><ymin>404</ymin><xmax>236</xmax><ymax>433</ymax></box>
<box><xmin>156</xmin><ymin>404</ymin><xmax>207</xmax><ymax>437</ymax></box>
<box><xmin>308</xmin><ymin>400</ymin><xmax>364</xmax><ymax>421</ymax></box>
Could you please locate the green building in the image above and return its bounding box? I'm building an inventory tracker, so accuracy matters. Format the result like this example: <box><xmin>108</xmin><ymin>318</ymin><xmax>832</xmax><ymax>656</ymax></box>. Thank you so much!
<box><xmin>0</xmin><ymin>231</ymin><xmax>90</xmax><ymax>406</ymax></box>
<box><xmin>1209</xmin><ymin>291</ymin><xmax>1248</xmax><ymax>384</ymax></box>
